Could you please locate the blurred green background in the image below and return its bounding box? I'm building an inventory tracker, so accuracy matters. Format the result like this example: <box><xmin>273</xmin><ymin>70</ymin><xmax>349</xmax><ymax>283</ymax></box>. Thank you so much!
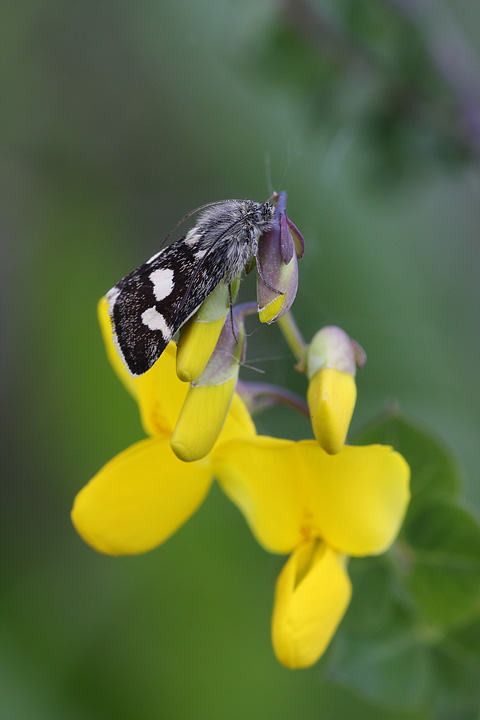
<box><xmin>2</xmin><ymin>0</ymin><xmax>479</xmax><ymax>718</ymax></box>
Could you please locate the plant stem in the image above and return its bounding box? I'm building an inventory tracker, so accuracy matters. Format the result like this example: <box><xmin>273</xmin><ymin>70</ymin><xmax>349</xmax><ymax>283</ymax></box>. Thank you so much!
<box><xmin>236</xmin><ymin>380</ymin><xmax>309</xmax><ymax>418</ymax></box>
<box><xmin>277</xmin><ymin>311</ymin><xmax>308</xmax><ymax>367</ymax></box>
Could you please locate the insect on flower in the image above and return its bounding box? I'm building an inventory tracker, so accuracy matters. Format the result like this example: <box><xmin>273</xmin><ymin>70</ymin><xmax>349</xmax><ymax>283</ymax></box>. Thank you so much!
<box><xmin>107</xmin><ymin>198</ymin><xmax>276</xmax><ymax>376</ymax></box>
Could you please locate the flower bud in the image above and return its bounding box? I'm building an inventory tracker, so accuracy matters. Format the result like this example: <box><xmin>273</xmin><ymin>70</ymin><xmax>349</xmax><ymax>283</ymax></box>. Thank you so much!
<box><xmin>176</xmin><ymin>282</ymin><xmax>237</xmax><ymax>383</ymax></box>
<box><xmin>171</xmin><ymin>307</ymin><xmax>247</xmax><ymax>462</ymax></box>
<box><xmin>257</xmin><ymin>191</ymin><xmax>304</xmax><ymax>324</ymax></box>
<box><xmin>306</xmin><ymin>326</ymin><xmax>365</xmax><ymax>454</ymax></box>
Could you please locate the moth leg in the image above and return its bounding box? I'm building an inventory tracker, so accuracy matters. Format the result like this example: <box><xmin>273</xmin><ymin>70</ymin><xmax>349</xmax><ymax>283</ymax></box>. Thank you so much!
<box><xmin>228</xmin><ymin>283</ymin><xmax>238</xmax><ymax>344</ymax></box>
<box><xmin>254</xmin><ymin>245</ymin><xmax>283</xmax><ymax>295</ymax></box>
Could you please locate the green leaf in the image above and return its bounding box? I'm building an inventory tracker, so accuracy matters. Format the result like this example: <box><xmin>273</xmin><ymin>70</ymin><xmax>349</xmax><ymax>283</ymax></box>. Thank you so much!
<box><xmin>353</xmin><ymin>412</ymin><xmax>461</xmax><ymax>517</ymax></box>
<box><xmin>432</xmin><ymin>614</ymin><xmax>480</xmax><ymax>720</ymax></box>
<box><xmin>342</xmin><ymin>556</ymin><xmax>397</xmax><ymax>634</ymax></box>
<box><xmin>404</xmin><ymin>502</ymin><xmax>480</xmax><ymax>626</ymax></box>
<box><xmin>327</xmin><ymin>607</ymin><xmax>432</xmax><ymax>710</ymax></box>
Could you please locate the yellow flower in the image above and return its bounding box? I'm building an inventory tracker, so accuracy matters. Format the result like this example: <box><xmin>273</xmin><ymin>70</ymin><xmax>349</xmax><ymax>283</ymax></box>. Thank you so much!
<box><xmin>71</xmin><ymin>298</ymin><xmax>255</xmax><ymax>555</ymax></box>
<box><xmin>213</xmin><ymin>437</ymin><xmax>410</xmax><ymax>668</ymax></box>
<box><xmin>73</xmin><ymin>298</ymin><xmax>409</xmax><ymax>669</ymax></box>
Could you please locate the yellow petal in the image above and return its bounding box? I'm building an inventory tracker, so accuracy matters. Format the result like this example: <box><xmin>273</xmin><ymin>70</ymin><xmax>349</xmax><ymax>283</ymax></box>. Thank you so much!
<box><xmin>214</xmin><ymin>439</ymin><xmax>410</xmax><ymax>557</ymax></box>
<box><xmin>71</xmin><ymin>437</ymin><xmax>212</xmax><ymax>555</ymax></box>
<box><xmin>213</xmin><ymin>437</ymin><xmax>304</xmax><ymax>553</ymax></box>
<box><xmin>299</xmin><ymin>441</ymin><xmax>410</xmax><ymax>556</ymax></box>
<box><xmin>272</xmin><ymin>541</ymin><xmax>352</xmax><ymax>669</ymax></box>
<box><xmin>98</xmin><ymin>297</ymin><xmax>137</xmax><ymax>397</ymax></box>
<box><xmin>170</xmin><ymin>377</ymin><xmax>238</xmax><ymax>462</ymax></box>
<box><xmin>258</xmin><ymin>293</ymin><xmax>286</xmax><ymax>324</ymax></box>
<box><xmin>307</xmin><ymin>368</ymin><xmax>357</xmax><ymax>454</ymax></box>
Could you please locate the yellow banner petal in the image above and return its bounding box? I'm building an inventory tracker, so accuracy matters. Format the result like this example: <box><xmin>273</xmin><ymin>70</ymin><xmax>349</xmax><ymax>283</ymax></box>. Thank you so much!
<box><xmin>272</xmin><ymin>541</ymin><xmax>352</xmax><ymax>669</ymax></box>
<box><xmin>71</xmin><ymin>437</ymin><xmax>212</xmax><ymax>555</ymax></box>
<box><xmin>299</xmin><ymin>441</ymin><xmax>410</xmax><ymax>556</ymax></box>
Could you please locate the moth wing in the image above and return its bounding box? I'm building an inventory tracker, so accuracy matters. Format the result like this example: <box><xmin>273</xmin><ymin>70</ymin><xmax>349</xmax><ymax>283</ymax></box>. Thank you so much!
<box><xmin>107</xmin><ymin>238</ymin><xmax>227</xmax><ymax>375</ymax></box>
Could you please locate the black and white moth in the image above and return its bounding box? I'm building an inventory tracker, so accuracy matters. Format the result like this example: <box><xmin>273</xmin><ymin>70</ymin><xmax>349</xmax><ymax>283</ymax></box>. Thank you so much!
<box><xmin>107</xmin><ymin>198</ymin><xmax>275</xmax><ymax>376</ymax></box>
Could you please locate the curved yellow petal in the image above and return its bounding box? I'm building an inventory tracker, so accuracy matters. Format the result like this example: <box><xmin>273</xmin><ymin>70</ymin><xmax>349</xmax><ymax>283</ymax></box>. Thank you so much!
<box><xmin>307</xmin><ymin>368</ymin><xmax>357</xmax><ymax>454</ymax></box>
<box><xmin>272</xmin><ymin>541</ymin><xmax>351</xmax><ymax>669</ymax></box>
<box><xmin>71</xmin><ymin>437</ymin><xmax>212</xmax><ymax>555</ymax></box>
<box><xmin>213</xmin><ymin>437</ymin><xmax>304</xmax><ymax>553</ymax></box>
<box><xmin>299</xmin><ymin>441</ymin><xmax>410</xmax><ymax>556</ymax></box>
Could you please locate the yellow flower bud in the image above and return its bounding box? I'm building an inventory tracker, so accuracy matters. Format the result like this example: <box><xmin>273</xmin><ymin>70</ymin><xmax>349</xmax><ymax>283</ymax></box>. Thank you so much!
<box><xmin>176</xmin><ymin>315</ymin><xmax>227</xmax><ymax>383</ymax></box>
<box><xmin>307</xmin><ymin>368</ymin><xmax>357</xmax><ymax>454</ymax></box>
<box><xmin>306</xmin><ymin>326</ymin><xmax>365</xmax><ymax>454</ymax></box>
<box><xmin>176</xmin><ymin>282</ymin><xmax>235</xmax><ymax>383</ymax></box>
<box><xmin>170</xmin><ymin>376</ymin><xmax>237</xmax><ymax>462</ymax></box>
<box><xmin>171</xmin><ymin>302</ymin><xmax>247</xmax><ymax>462</ymax></box>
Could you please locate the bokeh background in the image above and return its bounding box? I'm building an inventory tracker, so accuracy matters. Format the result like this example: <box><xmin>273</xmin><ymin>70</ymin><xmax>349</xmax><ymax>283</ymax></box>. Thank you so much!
<box><xmin>2</xmin><ymin>0</ymin><xmax>479</xmax><ymax>718</ymax></box>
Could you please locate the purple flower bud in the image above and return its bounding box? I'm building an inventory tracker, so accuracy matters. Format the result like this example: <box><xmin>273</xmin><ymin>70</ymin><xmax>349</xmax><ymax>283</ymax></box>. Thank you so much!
<box><xmin>257</xmin><ymin>192</ymin><xmax>305</xmax><ymax>324</ymax></box>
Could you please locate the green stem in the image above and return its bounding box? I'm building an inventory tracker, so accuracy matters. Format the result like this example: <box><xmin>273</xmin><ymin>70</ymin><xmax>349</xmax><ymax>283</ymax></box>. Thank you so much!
<box><xmin>277</xmin><ymin>311</ymin><xmax>308</xmax><ymax>368</ymax></box>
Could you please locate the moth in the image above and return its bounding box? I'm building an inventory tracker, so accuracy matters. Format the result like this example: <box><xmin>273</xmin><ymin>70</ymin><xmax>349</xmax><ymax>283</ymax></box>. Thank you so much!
<box><xmin>107</xmin><ymin>198</ymin><xmax>276</xmax><ymax>376</ymax></box>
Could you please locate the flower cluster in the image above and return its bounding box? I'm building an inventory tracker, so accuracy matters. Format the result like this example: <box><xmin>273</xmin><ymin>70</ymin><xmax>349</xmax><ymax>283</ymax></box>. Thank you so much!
<box><xmin>72</xmin><ymin>196</ymin><xmax>410</xmax><ymax>669</ymax></box>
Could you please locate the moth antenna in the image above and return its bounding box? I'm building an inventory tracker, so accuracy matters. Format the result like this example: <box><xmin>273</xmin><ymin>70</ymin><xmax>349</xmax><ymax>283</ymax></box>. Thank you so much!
<box><xmin>264</xmin><ymin>150</ymin><xmax>274</xmax><ymax>197</ymax></box>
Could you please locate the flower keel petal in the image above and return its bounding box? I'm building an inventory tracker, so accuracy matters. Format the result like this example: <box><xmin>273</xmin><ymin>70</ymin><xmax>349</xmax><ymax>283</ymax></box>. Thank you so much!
<box><xmin>272</xmin><ymin>541</ymin><xmax>352</xmax><ymax>669</ymax></box>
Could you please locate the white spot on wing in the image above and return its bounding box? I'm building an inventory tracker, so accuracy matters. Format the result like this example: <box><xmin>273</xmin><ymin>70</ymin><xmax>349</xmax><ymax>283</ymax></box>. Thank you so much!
<box><xmin>150</xmin><ymin>268</ymin><xmax>174</xmax><ymax>301</ymax></box>
<box><xmin>141</xmin><ymin>307</ymin><xmax>172</xmax><ymax>337</ymax></box>
<box><xmin>195</xmin><ymin>248</ymin><xmax>207</xmax><ymax>259</ymax></box>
